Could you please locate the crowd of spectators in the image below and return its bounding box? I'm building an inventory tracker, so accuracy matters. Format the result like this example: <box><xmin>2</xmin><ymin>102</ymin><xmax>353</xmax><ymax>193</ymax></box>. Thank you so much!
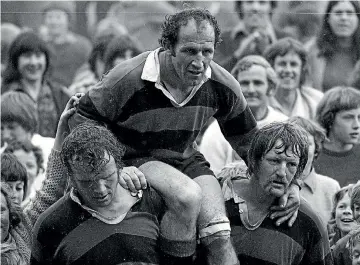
<box><xmin>1</xmin><ymin>1</ymin><xmax>360</xmax><ymax>265</ymax></box>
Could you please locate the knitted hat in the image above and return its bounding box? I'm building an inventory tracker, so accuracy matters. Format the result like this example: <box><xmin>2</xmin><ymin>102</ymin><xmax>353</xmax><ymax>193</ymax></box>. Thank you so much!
<box><xmin>42</xmin><ymin>1</ymin><xmax>75</xmax><ymax>19</ymax></box>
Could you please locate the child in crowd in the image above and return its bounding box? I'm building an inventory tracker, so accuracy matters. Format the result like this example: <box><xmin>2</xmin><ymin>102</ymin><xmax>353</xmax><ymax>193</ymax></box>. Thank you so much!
<box><xmin>4</xmin><ymin>141</ymin><xmax>44</xmax><ymax>204</ymax></box>
<box><xmin>329</xmin><ymin>185</ymin><xmax>357</xmax><ymax>247</ymax></box>
<box><xmin>288</xmin><ymin>116</ymin><xmax>340</xmax><ymax>225</ymax></box>
<box><xmin>332</xmin><ymin>181</ymin><xmax>360</xmax><ymax>265</ymax></box>
<box><xmin>1</xmin><ymin>91</ymin><xmax>54</xmax><ymax>168</ymax></box>
<box><xmin>314</xmin><ymin>87</ymin><xmax>360</xmax><ymax>187</ymax></box>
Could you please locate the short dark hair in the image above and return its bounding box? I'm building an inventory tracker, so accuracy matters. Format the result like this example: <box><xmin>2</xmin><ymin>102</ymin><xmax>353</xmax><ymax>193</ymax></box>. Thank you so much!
<box><xmin>231</xmin><ymin>55</ymin><xmax>278</xmax><ymax>94</ymax></box>
<box><xmin>316</xmin><ymin>86</ymin><xmax>360</xmax><ymax>136</ymax></box>
<box><xmin>1</xmin><ymin>153</ymin><xmax>28</xmax><ymax>201</ymax></box>
<box><xmin>247</xmin><ymin>122</ymin><xmax>309</xmax><ymax>179</ymax></box>
<box><xmin>103</xmin><ymin>34</ymin><xmax>143</xmax><ymax>73</ymax></box>
<box><xmin>2</xmin><ymin>31</ymin><xmax>51</xmax><ymax>85</ymax></box>
<box><xmin>316</xmin><ymin>0</ymin><xmax>360</xmax><ymax>60</ymax></box>
<box><xmin>159</xmin><ymin>8</ymin><xmax>221</xmax><ymax>51</ymax></box>
<box><xmin>4</xmin><ymin>140</ymin><xmax>44</xmax><ymax>175</ymax></box>
<box><xmin>61</xmin><ymin>122</ymin><xmax>126</xmax><ymax>177</ymax></box>
<box><xmin>288</xmin><ymin>116</ymin><xmax>326</xmax><ymax>160</ymax></box>
<box><xmin>1</xmin><ymin>91</ymin><xmax>39</xmax><ymax>135</ymax></box>
<box><xmin>235</xmin><ymin>0</ymin><xmax>277</xmax><ymax>19</ymax></box>
<box><xmin>264</xmin><ymin>37</ymin><xmax>308</xmax><ymax>87</ymax></box>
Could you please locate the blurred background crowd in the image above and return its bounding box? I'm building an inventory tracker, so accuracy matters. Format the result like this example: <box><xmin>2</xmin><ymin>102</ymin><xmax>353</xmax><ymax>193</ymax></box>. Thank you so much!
<box><xmin>1</xmin><ymin>1</ymin><xmax>360</xmax><ymax>265</ymax></box>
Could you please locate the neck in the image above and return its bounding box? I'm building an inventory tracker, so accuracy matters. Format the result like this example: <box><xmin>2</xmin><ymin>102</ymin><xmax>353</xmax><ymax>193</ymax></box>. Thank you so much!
<box><xmin>49</xmin><ymin>31</ymin><xmax>68</xmax><ymax>44</ymax></box>
<box><xmin>250</xmin><ymin>105</ymin><xmax>268</xmax><ymax>121</ymax></box>
<box><xmin>337</xmin><ymin>37</ymin><xmax>353</xmax><ymax>48</ymax></box>
<box><xmin>324</xmin><ymin>137</ymin><xmax>353</xmax><ymax>152</ymax></box>
<box><xmin>21</xmin><ymin>78</ymin><xmax>42</xmax><ymax>101</ymax></box>
<box><xmin>90</xmin><ymin>184</ymin><xmax>138</xmax><ymax>217</ymax></box>
<box><xmin>275</xmin><ymin>87</ymin><xmax>297</xmax><ymax>111</ymax></box>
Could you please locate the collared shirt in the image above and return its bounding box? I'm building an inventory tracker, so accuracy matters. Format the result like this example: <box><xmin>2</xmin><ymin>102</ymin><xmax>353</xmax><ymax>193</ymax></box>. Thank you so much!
<box><xmin>141</xmin><ymin>48</ymin><xmax>211</xmax><ymax>107</ymax></box>
<box><xmin>300</xmin><ymin>169</ymin><xmax>340</xmax><ymax>225</ymax></box>
<box><xmin>69</xmin><ymin>188</ymin><xmax>142</xmax><ymax>225</ymax></box>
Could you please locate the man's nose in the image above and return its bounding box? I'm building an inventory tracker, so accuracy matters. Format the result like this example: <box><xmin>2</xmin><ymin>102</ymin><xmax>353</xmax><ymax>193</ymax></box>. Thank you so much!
<box><xmin>93</xmin><ymin>179</ymin><xmax>107</xmax><ymax>193</ymax></box>
<box><xmin>1</xmin><ymin>128</ymin><xmax>11</xmax><ymax>141</ymax></box>
<box><xmin>277</xmin><ymin>162</ymin><xmax>287</xmax><ymax>177</ymax></box>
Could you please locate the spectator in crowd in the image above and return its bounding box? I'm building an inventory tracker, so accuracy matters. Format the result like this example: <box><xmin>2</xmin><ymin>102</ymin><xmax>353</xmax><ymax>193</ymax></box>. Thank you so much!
<box><xmin>199</xmin><ymin>55</ymin><xmax>287</xmax><ymax>175</ymax></box>
<box><xmin>332</xmin><ymin>182</ymin><xmax>360</xmax><ymax>265</ymax></box>
<box><xmin>264</xmin><ymin>37</ymin><xmax>323</xmax><ymax>119</ymax></box>
<box><xmin>106</xmin><ymin>1</ymin><xmax>176</xmax><ymax>51</ymax></box>
<box><xmin>103</xmin><ymin>34</ymin><xmax>143</xmax><ymax>73</ymax></box>
<box><xmin>314</xmin><ymin>87</ymin><xmax>360</xmax><ymax>187</ymax></box>
<box><xmin>4</xmin><ymin>141</ymin><xmax>44</xmax><ymax>204</ymax></box>
<box><xmin>31</xmin><ymin>121</ymin><xmax>201</xmax><ymax>265</ymax></box>
<box><xmin>306</xmin><ymin>0</ymin><xmax>360</xmax><ymax>92</ymax></box>
<box><xmin>288</xmin><ymin>116</ymin><xmax>341</xmax><ymax>225</ymax></box>
<box><xmin>70</xmin><ymin>8</ymin><xmax>303</xmax><ymax>265</ymax></box>
<box><xmin>1</xmin><ymin>91</ymin><xmax>54</xmax><ymax>166</ymax></box>
<box><xmin>69</xmin><ymin>33</ymin><xmax>116</xmax><ymax>95</ymax></box>
<box><xmin>1</xmin><ymin>31</ymin><xmax>70</xmax><ymax>138</ymax></box>
<box><xmin>349</xmin><ymin>60</ymin><xmax>360</xmax><ymax>90</ymax></box>
<box><xmin>1</xmin><ymin>23</ymin><xmax>21</xmax><ymax>76</ymax></box>
<box><xmin>349</xmin><ymin>229</ymin><xmax>360</xmax><ymax>265</ymax></box>
<box><xmin>0</xmin><ymin>94</ymin><xmax>82</xmax><ymax>265</ymax></box>
<box><xmin>1</xmin><ymin>153</ymin><xmax>28</xmax><ymax>206</ymax></box>
<box><xmin>41</xmin><ymin>1</ymin><xmax>92</xmax><ymax>87</ymax></box>
<box><xmin>329</xmin><ymin>185</ymin><xmax>357</xmax><ymax>247</ymax></box>
<box><xmin>213</xmin><ymin>122</ymin><xmax>332</xmax><ymax>265</ymax></box>
<box><xmin>214</xmin><ymin>0</ymin><xmax>283</xmax><ymax>72</ymax></box>
<box><xmin>272</xmin><ymin>1</ymin><xmax>326</xmax><ymax>44</ymax></box>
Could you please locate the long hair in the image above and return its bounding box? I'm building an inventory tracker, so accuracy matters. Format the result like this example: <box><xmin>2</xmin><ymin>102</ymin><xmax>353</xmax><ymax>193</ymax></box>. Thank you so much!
<box><xmin>2</xmin><ymin>31</ymin><xmax>52</xmax><ymax>85</ymax></box>
<box><xmin>316</xmin><ymin>0</ymin><xmax>360</xmax><ymax>60</ymax></box>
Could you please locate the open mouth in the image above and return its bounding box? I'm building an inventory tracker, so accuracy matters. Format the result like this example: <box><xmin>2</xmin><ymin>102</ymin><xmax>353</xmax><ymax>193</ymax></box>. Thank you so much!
<box><xmin>94</xmin><ymin>194</ymin><xmax>108</xmax><ymax>201</ymax></box>
<box><xmin>341</xmin><ymin>218</ymin><xmax>354</xmax><ymax>223</ymax></box>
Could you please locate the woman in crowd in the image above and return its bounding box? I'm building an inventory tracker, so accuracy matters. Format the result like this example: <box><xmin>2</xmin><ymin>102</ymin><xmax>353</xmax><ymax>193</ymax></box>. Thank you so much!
<box><xmin>314</xmin><ymin>86</ymin><xmax>360</xmax><ymax>187</ymax></box>
<box><xmin>328</xmin><ymin>185</ymin><xmax>357</xmax><ymax>247</ymax></box>
<box><xmin>264</xmin><ymin>37</ymin><xmax>323</xmax><ymax>119</ymax></box>
<box><xmin>288</xmin><ymin>116</ymin><xmax>340</xmax><ymax>225</ymax></box>
<box><xmin>306</xmin><ymin>0</ymin><xmax>360</xmax><ymax>92</ymax></box>
<box><xmin>1</xmin><ymin>31</ymin><xmax>70</xmax><ymax>138</ymax></box>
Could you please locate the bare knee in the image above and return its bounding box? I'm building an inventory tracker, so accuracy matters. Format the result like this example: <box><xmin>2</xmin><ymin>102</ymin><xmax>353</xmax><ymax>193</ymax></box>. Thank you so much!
<box><xmin>173</xmin><ymin>180</ymin><xmax>202</xmax><ymax>217</ymax></box>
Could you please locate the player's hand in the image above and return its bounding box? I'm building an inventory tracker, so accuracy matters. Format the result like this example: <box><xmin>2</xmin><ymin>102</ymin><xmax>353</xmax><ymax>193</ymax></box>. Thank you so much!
<box><xmin>269</xmin><ymin>183</ymin><xmax>300</xmax><ymax>227</ymax></box>
<box><xmin>54</xmin><ymin>93</ymin><xmax>84</xmax><ymax>151</ymax></box>
<box><xmin>119</xmin><ymin>166</ymin><xmax>147</xmax><ymax>193</ymax></box>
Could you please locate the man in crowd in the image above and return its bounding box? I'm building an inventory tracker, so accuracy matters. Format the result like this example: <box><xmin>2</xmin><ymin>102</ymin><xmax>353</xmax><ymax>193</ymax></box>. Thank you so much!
<box><xmin>31</xmin><ymin>122</ymin><xmax>202</xmax><ymax>264</ymax></box>
<box><xmin>218</xmin><ymin>122</ymin><xmax>333</xmax><ymax>265</ymax></box>
<box><xmin>40</xmin><ymin>1</ymin><xmax>92</xmax><ymax>86</ymax></box>
<box><xmin>70</xmin><ymin>8</ymin><xmax>301</xmax><ymax>265</ymax></box>
<box><xmin>214</xmin><ymin>0</ymin><xmax>279</xmax><ymax>71</ymax></box>
<box><xmin>199</xmin><ymin>55</ymin><xmax>288</xmax><ymax>175</ymax></box>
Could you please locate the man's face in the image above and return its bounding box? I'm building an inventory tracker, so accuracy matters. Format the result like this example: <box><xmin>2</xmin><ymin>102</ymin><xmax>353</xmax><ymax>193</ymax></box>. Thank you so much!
<box><xmin>302</xmin><ymin>134</ymin><xmax>315</xmax><ymax>177</ymax></box>
<box><xmin>237</xmin><ymin>64</ymin><xmax>270</xmax><ymax>111</ymax></box>
<box><xmin>13</xmin><ymin>149</ymin><xmax>38</xmax><ymax>186</ymax></box>
<box><xmin>273</xmin><ymin>51</ymin><xmax>302</xmax><ymax>91</ymax></box>
<box><xmin>330</xmin><ymin>108</ymin><xmax>360</xmax><ymax>145</ymax></box>
<box><xmin>329</xmin><ymin>1</ymin><xmax>359</xmax><ymax>39</ymax></box>
<box><xmin>242</xmin><ymin>0</ymin><xmax>272</xmax><ymax>29</ymax></box>
<box><xmin>18</xmin><ymin>51</ymin><xmax>46</xmax><ymax>83</ymax></box>
<box><xmin>72</xmin><ymin>154</ymin><xmax>120</xmax><ymax>211</ymax></box>
<box><xmin>1</xmin><ymin>193</ymin><xmax>10</xmax><ymax>243</ymax></box>
<box><xmin>171</xmin><ymin>18</ymin><xmax>215</xmax><ymax>89</ymax></box>
<box><xmin>43</xmin><ymin>9</ymin><xmax>69</xmax><ymax>36</ymax></box>
<box><xmin>255</xmin><ymin>139</ymin><xmax>300</xmax><ymax>198</ymax></box>
<box><xmin>7</xmin><ymin>181</ymin><xmax>25</xmax><ymax>205</ymax></box>
<box><xmin>1</xmin><ymin>121</ymin><xmax>32</xmax><ymax>146</ymax></box>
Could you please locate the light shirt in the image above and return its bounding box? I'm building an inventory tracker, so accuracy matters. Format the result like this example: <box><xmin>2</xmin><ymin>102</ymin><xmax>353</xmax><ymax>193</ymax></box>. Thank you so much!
<box><xmin>141</xmin><ymin>48</ymin><xmax>211</xmax><ymax>107</ymax></box>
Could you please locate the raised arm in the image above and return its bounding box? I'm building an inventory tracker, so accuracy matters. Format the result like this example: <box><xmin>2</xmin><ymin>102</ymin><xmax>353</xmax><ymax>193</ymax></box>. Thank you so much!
<box><xmin>23</xmin><ymin>94</ymin><xmax>83</xmax><ymax>226</ymax></box>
